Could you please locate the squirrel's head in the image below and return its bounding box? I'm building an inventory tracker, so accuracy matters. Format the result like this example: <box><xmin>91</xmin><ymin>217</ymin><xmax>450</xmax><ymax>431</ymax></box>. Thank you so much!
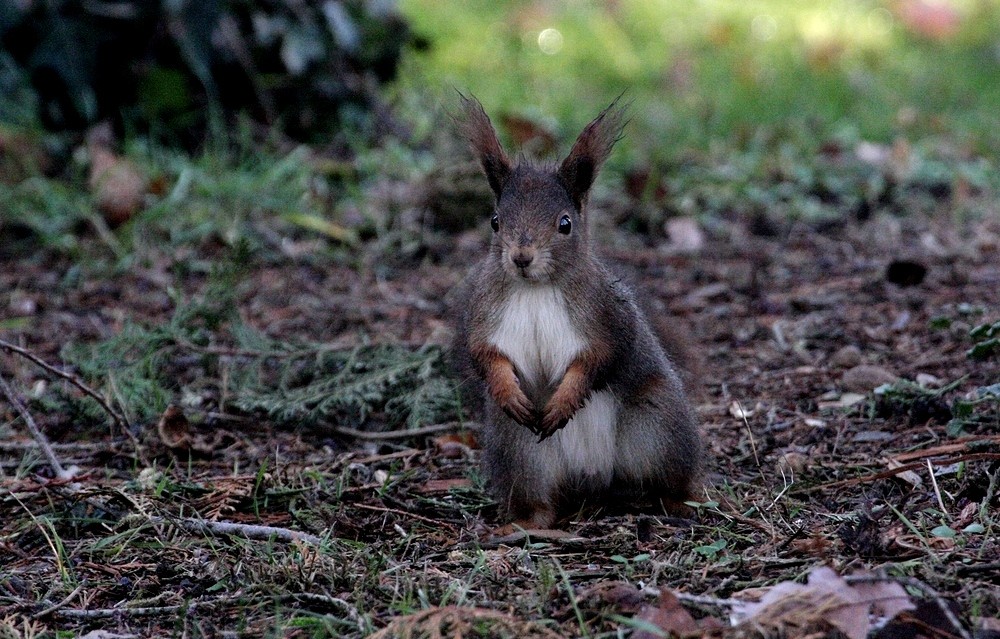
<box><xmin>458</xmin><ymin>94</ymin><xmax>626</xmax><ymax>283</ymax></box>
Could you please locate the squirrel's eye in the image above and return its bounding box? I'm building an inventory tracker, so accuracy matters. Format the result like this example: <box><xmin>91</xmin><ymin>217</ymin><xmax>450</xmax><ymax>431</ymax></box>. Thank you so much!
<box><xmin>490</xmin><ymin>215</ymin><xmax>499</xmax><ymax>232</ymax></box>
<box><xmin>558</xmin><ymin>215</ymin><xmax>572</xmax><ymax>235</ymax></box>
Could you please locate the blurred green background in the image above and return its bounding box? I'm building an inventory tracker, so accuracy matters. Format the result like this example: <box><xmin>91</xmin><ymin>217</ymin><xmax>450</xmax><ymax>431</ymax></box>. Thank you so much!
<box><xmin>1</xmin><ymin>0</ymin><xmax>998</xmax><ymax>261</ymax></box>
<box><xmin>397</xmin><ymin>0</ymin><xmax>1000</xmax><ymax>161</ymax></box>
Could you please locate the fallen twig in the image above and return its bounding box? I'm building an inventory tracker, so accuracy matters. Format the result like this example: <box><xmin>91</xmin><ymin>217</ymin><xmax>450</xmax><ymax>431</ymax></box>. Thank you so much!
<box><xmin>639</xmin><ymin>586</ymin><xmax>745</xmax><ymax>609</ymax></box>
<box><xmin>332</xmin><ymin>421</ymin><xmax>478</xmax><ymax>441</ymax></box>
<box><xmin>798</xmin><ymin>452</ymin><xmax>1000</xmax><ymax>493</ymax></box>
<box><xmin>54</xmin><ymin>595</ymin><xmax>245</xmax><ymax>620</ymax></box>
<box><xmin>158</xmin><ymin>516</ymin><xmax>325</xmax><ymax>545</ymax></box>
<box><xmin>0</xmin><ymin>338</ymin><xmax>128</xmax><ymax>433</ymax></box>
<box><xmin>892</xmin><ymin>435</ymin><xmax>1000</xmax><ymax>462</ymax></box>
<box><xmin>32</xmin><ymin>583</ymin><xmax>85</xmax><ymax>619</ymax></box>
<box><xmin>348</xmin><ymin>448</ymin><xmax>423</xmax><ymax>465</ymax></box>
<box><xmin>0</xmin><ymin>440</ymin><xmax>108</xmax><ymax>451</ymax></box>
<box><xmin>0</xmin><ymin>370</ymin><xmax>76</xmax><ymax>480</ymax></box>
<box><xmin>353</xmin><ymin>502</ymin><xmax>453</xmax><ymax>530</ymax></box>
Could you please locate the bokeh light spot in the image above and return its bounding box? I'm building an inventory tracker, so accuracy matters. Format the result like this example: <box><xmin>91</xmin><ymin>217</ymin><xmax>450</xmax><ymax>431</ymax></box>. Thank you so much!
<box><xmin>538</xmin><ymin>28</ymin><xmax>564</xmax><ymax>55</ymax></box>
<box><xmin>868</xmin><ymin>8</ymin><xmax>894</xmax><ymax>37</ymax></box>
<box><xmin>751</xmin><ymin>14</ymin><xmax>778</xmax><ymax>42</ymax></box>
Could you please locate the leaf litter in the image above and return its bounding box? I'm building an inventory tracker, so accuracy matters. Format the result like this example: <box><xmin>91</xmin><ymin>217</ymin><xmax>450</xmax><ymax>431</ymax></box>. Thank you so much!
<box><xmin>1</xmin><ymin>156</ymin><xmax>999</xmax><ymax>637</ymax></box>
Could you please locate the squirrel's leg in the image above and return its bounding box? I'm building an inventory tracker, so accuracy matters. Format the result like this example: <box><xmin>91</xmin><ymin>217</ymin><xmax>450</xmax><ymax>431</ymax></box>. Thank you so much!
<box><xmin>481</xmin><ymin>404</ymin><xmax>560</xmax><ymax>529</ymax></box>
<box><xmin>613</xmin><ymin>373</ymin><xmax>702</xmax><ymax>503</ymax></box>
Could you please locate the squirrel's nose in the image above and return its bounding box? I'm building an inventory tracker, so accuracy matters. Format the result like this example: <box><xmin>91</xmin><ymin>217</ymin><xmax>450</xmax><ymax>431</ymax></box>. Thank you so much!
<box><xmin>511</xmin><ymin>250</ymin><xmax>534</xmax><ymax>269</ymax></box>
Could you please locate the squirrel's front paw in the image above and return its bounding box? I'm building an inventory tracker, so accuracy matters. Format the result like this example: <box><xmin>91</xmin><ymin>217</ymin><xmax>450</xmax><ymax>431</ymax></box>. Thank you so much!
<box><xmin>536</xmin><ymin>413</ymin><xmax>570</xmax><ymax>441</ymax></box>
<box><xmin>537</xmin><ymin>393</ymin><xmax>581</xmax><ymax>441</ymax></box>
<box><xmin>495</xmin><ymin>386</ymin><xmax>535</xmax><ymax>429</ymax></box>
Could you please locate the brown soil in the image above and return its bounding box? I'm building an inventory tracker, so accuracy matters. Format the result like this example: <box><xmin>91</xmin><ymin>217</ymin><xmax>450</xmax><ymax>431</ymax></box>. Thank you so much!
<box><xmin>1</xmin><ymin>208</ymin><xmax>998</xmax><ymax>637</ymax></box>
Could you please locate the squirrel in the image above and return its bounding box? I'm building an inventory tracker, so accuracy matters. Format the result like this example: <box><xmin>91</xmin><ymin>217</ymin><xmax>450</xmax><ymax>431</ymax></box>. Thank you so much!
<box><xmin>451</xmin><ymin>95</ymin><xmax>703</xmax><ymax>530</ymax></box>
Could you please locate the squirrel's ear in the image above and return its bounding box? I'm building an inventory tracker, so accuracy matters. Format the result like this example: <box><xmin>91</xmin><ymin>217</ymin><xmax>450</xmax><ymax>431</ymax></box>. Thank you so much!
<box><xmin>558</xmin><ymin>96</ymin><xmax>627</xmax><ymax>209</ymax></box>
<box><xmin>456</xmin><ymin>93</ymin><xmax>511</xmax><ymax>200</ymax></box>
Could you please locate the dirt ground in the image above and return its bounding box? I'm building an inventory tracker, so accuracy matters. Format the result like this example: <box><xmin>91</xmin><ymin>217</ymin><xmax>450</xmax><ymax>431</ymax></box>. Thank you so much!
<box><xmin>1</xmin><ymin>204</ymin><xmax>999</xmax><ymax>637</ymax></box>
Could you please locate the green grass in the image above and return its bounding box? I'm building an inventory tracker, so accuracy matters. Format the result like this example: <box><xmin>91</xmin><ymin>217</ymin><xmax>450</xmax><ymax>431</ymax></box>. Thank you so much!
<box><xmin>54</xmin><ymin>262</ymin><xmax>461</xmax><ymax>429</ymax></box>
<box><xmin>397</xmin><ymin>0</ymin><xmax>1000</xmax><ymax>163</ymax></box>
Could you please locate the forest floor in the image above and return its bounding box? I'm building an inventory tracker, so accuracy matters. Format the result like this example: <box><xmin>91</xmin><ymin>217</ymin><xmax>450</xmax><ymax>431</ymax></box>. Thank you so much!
<box><xmin>2</xmin><ymin>154</ymin><xmax>1000</xmax><ymax>637</ymax></box>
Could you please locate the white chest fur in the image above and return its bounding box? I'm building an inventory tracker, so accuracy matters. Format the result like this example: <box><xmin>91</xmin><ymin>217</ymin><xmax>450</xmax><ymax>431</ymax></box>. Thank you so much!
<box><xmin>490</xmin><ymin>285</ymin><xmax>618</xmax><ymax>484</ymax></box>
<box><xmin>489</xmin><ymin>285</ymin><xmax>585</xmax><ymax>393</ymax></box>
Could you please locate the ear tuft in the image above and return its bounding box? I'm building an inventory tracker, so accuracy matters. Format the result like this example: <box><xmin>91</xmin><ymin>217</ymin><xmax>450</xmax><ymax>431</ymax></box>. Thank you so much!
<box><xmin>557</xmin><ymin>95</ymin><xmax>628</xmax><ymax>209</ymax></box>
<box><xmin>455</xmin><ymin>92</ymin><xmax>512</xmax><ymax>200</ymax></box>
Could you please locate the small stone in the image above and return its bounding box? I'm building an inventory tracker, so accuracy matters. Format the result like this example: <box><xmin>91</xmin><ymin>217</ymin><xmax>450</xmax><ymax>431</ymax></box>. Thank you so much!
<box><xmin>950</xmin><ymin>320</ymin><xmax>971</xmax><ymax>339</ymax></box>
<box><xmin>729</xmin><ymin>401</ymin><xmax>753</xmax><ymax>419</ymax></box>
<box><xmin>818</xmin><ymin>392</ymin><xmax>867</xmax><ymax>409</ymax></box>
<box><xmin>842</xmin><ymin>365</ymin><xmax>899</xmax><ymax>392</ymax></box>
<box><xmin>663</xmin><ymin>216</ymin><xmax>705</xmax><ymax>252</ymax></box>
<box><xmin>9</xmin><ymin>295</ymin><xmax>37</xmax><ymax>314</ymax></box>
<box><xmin>916</xmin><ymin>373</ymin><xmax>943</xmax><ymax>388</ymax></box>
<box><xmin>830</xmin><ymin>345</ymin><xmax>863</xmax><ymax>368</ymax></box>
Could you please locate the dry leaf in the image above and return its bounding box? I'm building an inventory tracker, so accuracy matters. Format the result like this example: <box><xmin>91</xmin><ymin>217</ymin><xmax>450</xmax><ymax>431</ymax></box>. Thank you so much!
<box><xmin>878</xmin><ymin>598</ymin><xmax>970</xmax><ymax>638</ymax></box>
<box><xmin>790</xmin><ymin>534</ymin><xmax>833</xmax><ymax>557</ymax></box>
<box><xmin>157</xmin><ymin>404</ymin><xmax>191</xmax><ymax>449</ymax></box>
<box><xmin>432</xmin><ymin>431</ymin><xmax>478</xmax><ymax>458</ymax></box>
<box><xmin>156</xmin><ymin>404</ymin><xmax>233</xmax><ymax>454</ymax></box>
<box><xmin>87</xmin><ymin>137</ymin><xmax>147</xmax><ymax>226</ymax></box>
<box><xmin>435</xmin><ymin>431</ymin><xmax>477</xmax><ymax>447</ymax></box>
<box><xmin>634</xmin><ymin>589</ymin><xmax>701</xmax><ymax>639</ymax></box>
<box><xmin>849</xmin><ymin>579</ymin><xmax>916</xmax><ymax>622</ymax></box>
<box><xmin>624</xmin><ymin>166</ymin><xmax>668</xmax><ymax>202</ymax></box>
<box><xmin>893</xmin><ymin>533</ymin><xmax>955</xmax><ymax>551</ymax></box>
<box><xmin>577</xmin><ymin>581</ymin><xmax>646</xmax><ymax>613</ymax></box>
<box><xmin>954</xmin><ymin>502</ymin><xmax>978</xmax><ymax>529</ymax></box>
<box><xmin>778</xmin><ymin>451</ymin><xmax>809</xmax><ymax>474</ymax></box>
<box><xmin>732</xmin><ymin>567</ymin><xmax>915</xmax><ymax>639</ymax></box>
<box><xmin>886</xmin><ymin>458</ymin><xmax>923</xmax><ymax>488</ymax></box>
<box><xmin>284</xmin><ymin>212</ymin><xmax>359</xmax><ymax>245</ymax></box>
<box><xmin>500</xmin><ymin>113</ymin><xmax>556</xmax><ymax>154</ymax></box>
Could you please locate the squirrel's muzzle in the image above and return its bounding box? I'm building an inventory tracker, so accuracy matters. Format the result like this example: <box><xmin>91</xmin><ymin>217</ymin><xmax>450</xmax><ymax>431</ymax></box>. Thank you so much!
<box><xmin>510</xmin><ymin>247</ymin><xmax>535</xmax><ymax>270</ymax></box>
